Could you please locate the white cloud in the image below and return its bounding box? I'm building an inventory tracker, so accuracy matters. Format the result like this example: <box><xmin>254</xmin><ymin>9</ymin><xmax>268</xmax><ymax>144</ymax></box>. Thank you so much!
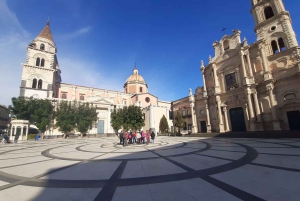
<box><xmin>58</xmin><ymin>26</ymin><xmax>92</xmax><ymax>40</ymax></box>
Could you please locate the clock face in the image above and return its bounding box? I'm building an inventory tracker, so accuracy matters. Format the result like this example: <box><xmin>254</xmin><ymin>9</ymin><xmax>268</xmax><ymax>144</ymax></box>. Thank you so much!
<box><xmin>145</xmin><ymin>97</ymin><xmax>150</xmax><ymax>103</ymax></box>
<box><xmin>200</xmin><ymin>110</ymin><xmax>205</xmax><ymax>114</ymax></box>
<box><xmin>32</xmin><ymin>94</ymin><xmax>39</xmax><ymax>99</ymax></box>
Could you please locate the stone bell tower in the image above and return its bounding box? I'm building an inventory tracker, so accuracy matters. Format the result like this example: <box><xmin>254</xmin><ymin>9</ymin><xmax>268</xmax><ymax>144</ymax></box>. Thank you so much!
<box><xmin>20</xmin><ymin>20</ymin><xmax>61</xmax><ymax>99</ymax></box>
<box><xmin>251</xmin><ymin>0</ymin><xmax>298</xmax><ymax>51</ymax></box>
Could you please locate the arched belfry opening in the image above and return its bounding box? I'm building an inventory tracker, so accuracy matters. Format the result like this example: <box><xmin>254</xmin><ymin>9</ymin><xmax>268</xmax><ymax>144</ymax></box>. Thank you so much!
<box><xmin>264</xmin><ymin>6</ymin><xmax>274</xmax><ymax>20</ymax></box>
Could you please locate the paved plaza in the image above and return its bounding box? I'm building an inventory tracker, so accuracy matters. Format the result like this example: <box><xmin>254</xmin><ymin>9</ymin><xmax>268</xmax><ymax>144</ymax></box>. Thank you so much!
<box><xmin>0</xmin><ymin>137</ymin><xmax>300</xmax><ymax>201</ymax></box>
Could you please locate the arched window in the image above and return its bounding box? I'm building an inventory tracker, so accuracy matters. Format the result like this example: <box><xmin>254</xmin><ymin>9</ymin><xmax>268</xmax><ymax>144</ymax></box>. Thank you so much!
<box><xmin>38</xmin><ymin>79</ymin><xmax>43</xmax><ymax>89</ymax></box>
<box><xmin>223</xmin><ymin>40</ymin><xmax>229</xmax><ymax>50</ymax></box>
<box><xmin>271</xmin><ymin>40</ymin><xmax>279</xmax><ymax>54</ymax></box>
<box><xmin>32</xmin><ymin>78</ymin><xmax>37</xmax><ymax>88</ymax></box>
<box><xmin>140</xmin><ymin>87</ymin><xmax>143</xmax><ymax>93</ymax></box>
<box><xmin>271</xmin><ymin>38</ymin><xmax>286</xmax><ymax>54</ymax></box>
<box><xmin>41</xmin><ymin>59</ymin><xmax>45</xmax><ymax>67</ymax></box>
<box><xmin>264</xmin><ymin>6</ymin><xmax>274</xmax><ymax>20</ymax></box>
<box><xmin>278</xmin><ymin>38</ymin><xmax>286</xmax><ymax>51</ymax></box>
<box><xmin>61</xmin><ymin>93</ymin><xmax>67</xmax><ymax>99</ymax></box>
<box><xmin>40</xmin><ymin>44</ymin><xmax>45</xmax><ymax>50</ymax></box>
<box><xmin>80</xmin><ymin>95</ymin><xmax>84</xmax><ymax>101</ymax></box>
<box><xmin>36</xmin><ymin>57</ymin><xmax>40</xmax><ymax>66</ymax></box>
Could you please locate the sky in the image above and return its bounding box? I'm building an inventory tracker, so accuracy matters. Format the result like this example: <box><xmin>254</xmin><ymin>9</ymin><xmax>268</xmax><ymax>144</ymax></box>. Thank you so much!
<box><xmin>1</xmin><ymin>0</ymin><xmax>300</xmax><ymax>106</ymax></box>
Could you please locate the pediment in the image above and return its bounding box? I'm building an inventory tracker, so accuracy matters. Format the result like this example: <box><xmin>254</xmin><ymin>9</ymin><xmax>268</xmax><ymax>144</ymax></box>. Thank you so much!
<box><xmin>89</xmin><ymin>97</ymin><xmax>114</xmax><ymax>105</ymax></box>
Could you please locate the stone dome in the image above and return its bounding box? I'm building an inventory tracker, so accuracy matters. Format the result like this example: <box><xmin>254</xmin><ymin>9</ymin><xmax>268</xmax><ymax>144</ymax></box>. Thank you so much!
<box><xmin>125</xmin><ymin>67</ymin><xmax>146</xmax><ymax>85</ymax></box>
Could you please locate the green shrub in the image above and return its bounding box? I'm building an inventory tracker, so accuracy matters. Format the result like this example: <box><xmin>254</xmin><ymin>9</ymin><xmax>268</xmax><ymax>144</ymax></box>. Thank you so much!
<box><xmin>27</xmin><ymin>134</ymin><xmax>37</xmax><ymax>140</ymax></box>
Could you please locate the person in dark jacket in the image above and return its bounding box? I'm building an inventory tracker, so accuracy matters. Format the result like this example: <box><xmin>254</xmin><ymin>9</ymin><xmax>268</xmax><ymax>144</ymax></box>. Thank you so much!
<box><xmin>150</xmin><ymin>131</ymin><xmax>155</xmax><ymax>144</ymax></box>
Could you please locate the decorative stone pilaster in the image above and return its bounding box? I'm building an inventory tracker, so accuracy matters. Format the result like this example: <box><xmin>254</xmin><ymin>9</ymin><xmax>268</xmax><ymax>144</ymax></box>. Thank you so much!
<box><xmin>149</xmin><ymin>104</ymin><xmax>155</xmax><ymax>133</ymax></box>
<box><xmin>252</xmin><ymin>90</ymin><xmax>264</xmax><ymax>131</ymax></box>
<box><xmin>200</xmin><ymin>61</ymin><xmax>207</xmax><ymax>98</ymax></box>
<box><xmin>266</xmin><ymin>83</ymin><xmax>281</xmax><ymax>130</ymax></box>
<box><xmin>107</xmin><ymin>106</ymin><xmax>111</xmax><ymax>133</ymax></box>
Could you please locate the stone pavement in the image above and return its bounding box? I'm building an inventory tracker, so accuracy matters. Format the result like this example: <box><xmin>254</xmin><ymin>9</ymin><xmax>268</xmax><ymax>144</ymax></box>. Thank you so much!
<box><xmin>0</xmin><ymin>137</ymin><xmax>300</xmax><ymax>201</ymax></box>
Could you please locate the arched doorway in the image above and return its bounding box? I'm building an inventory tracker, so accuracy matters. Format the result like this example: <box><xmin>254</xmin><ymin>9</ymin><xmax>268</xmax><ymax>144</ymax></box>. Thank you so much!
<box><xmin>229</xmin><ymin>107</ymin><xmax>246</xmax><ymax>132</ymax></box>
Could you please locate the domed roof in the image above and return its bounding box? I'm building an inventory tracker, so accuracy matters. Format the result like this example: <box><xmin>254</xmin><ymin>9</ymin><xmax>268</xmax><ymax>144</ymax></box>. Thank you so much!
<box><xmin>125</xmin><ymin>67</ymin><xmax>147</xmax><ymax>85</ymax></box>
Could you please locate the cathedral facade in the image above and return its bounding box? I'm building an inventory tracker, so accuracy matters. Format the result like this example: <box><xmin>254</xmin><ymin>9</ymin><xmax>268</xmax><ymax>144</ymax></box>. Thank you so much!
<box><xmin>173</xmin><ymin>0</ymin><xmax>300</xmax><ymax>133</ymax></box>
<box><xmin>19</xmin><ymin>22</ymin><xmax>172</xmax><ymax>135</ymax></box>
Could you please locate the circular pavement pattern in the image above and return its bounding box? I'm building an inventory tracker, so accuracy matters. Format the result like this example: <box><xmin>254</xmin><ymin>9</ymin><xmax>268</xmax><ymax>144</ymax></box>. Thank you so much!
<box><xmin>1</xmin><ymin>137</ymin><xmax>300</xmax><ymax>201</ymax></box>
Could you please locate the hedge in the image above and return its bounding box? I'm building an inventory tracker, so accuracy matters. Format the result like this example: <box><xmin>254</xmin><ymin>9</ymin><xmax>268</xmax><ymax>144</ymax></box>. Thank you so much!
<box><xmin>27</xmin><ymin>134</ymin><xmax>37</xmax><ymax>140</ymax></box>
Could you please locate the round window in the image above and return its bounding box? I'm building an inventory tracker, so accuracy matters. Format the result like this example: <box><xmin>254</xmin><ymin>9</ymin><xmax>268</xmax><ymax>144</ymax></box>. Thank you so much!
<box><xmin>145</xmin><ymin>97</ymin><xmax>150</xmax><ymax>103</ymax></box>
<box><xmin>270</xmin><ymin>26</ymin><xmax>276</xmax><ymax>31</ymax></box>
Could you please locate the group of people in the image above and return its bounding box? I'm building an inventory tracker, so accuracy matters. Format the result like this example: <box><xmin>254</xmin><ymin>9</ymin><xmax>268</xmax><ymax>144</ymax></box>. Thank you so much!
<box><xmin>0</xmin><ymin>133</ymin><xmax>19</xmax><ymax>144</ymax></box>
<box><xmin>119</xmin><ymin>130</ymin><xmax>156</xmax><ymax>146</ymax></box>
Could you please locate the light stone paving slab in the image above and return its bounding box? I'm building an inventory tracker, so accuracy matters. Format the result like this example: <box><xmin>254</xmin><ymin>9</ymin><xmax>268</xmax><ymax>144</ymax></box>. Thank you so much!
<box><xmin>0</xmin><ymin>185</ymin><xmax>101</xmax><ymax>201</ymax></box>
<box><xmin>41</xmin><ymin>161</ymin><xmax>121</xmax><ymax>180</ymax></box>
<box><xmin>147</xmin><ymin>178</ymin><xmax>241</xmax><ymax>201</ymax></box>
<box><xmin>253</xmin><ymin>154</ymin><xmax>300</xmax><ymax>169</ymax></box>
<box><xmin>0</xmin><ymin>156</ymin><xmax>51</xmax><ymax>168</ymax></box>
<box><xmin>153</xmin><ymin>147</ymin><xmax>197</xmax><ymax>156</ymax></box>
<box><xmin>254</xmin><ymin>147</ymin><xmax>300</xmax><ymax>155</ymax></box>
<box><xmin>210</xmin><ymin>146</ymin><xmax>246</xmax><ymax>152</ymax></box>
<box><xmin>50</xmin><ymin>152</ymin><xmax>101</xmax><ymax>160</ymax></box>
<box><xmin>94</xmin><ymin>151</ymin><xmax>157</xmax><ymax>160</ymax></box>
<box><xmin>1</xmin><ymin>159</ymin><xmax>79</xmax><ymax>177</ymax></box>
<box><xmin>212</xmin><ymin>164</ymin><xmax>300</xmax><ymax>192</ymax></box>
<box><xmin>0</xmin><ymin>180</ymin><xmax>9</xmax><ymax>186</ymax></box>
<box><xmin>121</xmin><ymin>158</ymin><xmax>186</xmax><ymax>178</ymax></box>
<box><xmin>199</xmin><ymin>150</ymin><xmax>245</xmax><ymax>160</ymax></box>
<box><xmin>170</xmin><ymin>154</ymin><xmax>230</xmax><ymax>170</ymax></box>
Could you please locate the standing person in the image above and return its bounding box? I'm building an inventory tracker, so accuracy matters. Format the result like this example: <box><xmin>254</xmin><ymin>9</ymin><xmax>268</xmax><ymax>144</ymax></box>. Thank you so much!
<box><xmin>133</xmin><ymin>132</ymin><xmax>137</xmax><ymax>144</ymax></box>
<box><xmin>119</xmin><ymin>131</ymin><xmax>123</xmax><ymax>145</ymax></box>
<box><xmin>14</xmin><ymin>133</ymin><xmax>20</xmax><ymax>143</ymax></box>
<box><xmin>146</xmin><ymin>130</ymin><xmax>150</xmax><ymax>145</ymax></box>
<box><xmin>137</xmin><ymin>131</ymin><xmax>141</xmax><ymax>144</ymax></box>
<box><xmin>122</xmin><ymin>132</ymin><xmax>127</xmax><ymax>147</ymax></box>
<box><xmin>151</xmin><ymin>131</ymin><xmax>155</xmax><ymax>144</ymax></box>
<box><xmin>141</xmin><ymin>130</ymin><xmax>145</xmax><ymax>144</ymax></box>
<box><xmin>128</xmin><ymin>132</ymin><xmax>132</xmax><ymax>144</ymax></box>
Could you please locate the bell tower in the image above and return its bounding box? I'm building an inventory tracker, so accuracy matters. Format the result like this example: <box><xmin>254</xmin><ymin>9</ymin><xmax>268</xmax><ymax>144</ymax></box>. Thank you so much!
<box><xmin>20</xmin><ymin>20</ymin><xmax>61</xmax><ymax>99</ymax></box>
<box><xmin>251</xmin><ymin>0</ymin><xmax>298</xmax><ymax>53</ymax></box>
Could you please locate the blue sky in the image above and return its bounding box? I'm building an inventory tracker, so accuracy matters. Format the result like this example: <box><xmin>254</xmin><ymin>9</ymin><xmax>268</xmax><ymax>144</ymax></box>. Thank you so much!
<box><xmin>1</xmin><ymin>0</ymin><xmax>300</xmax><ymax>106</ymax></box>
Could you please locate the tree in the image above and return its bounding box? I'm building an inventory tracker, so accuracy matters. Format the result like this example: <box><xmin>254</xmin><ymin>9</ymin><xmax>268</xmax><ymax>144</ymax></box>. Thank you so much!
<box><xmin>9</xmin><ymin>97</ymin><xmax>54</xmax><ymax>139</ymax></box>
<box><xmin>111</xmin><ymin>105</ymin><xmax>145</xmax><ymax>132</ymax></box>
<box><xmin>54</xmin><ymin>101</ymin><xmax>77</xmax><ymax>138</ymax></box>
<box><xmin>127</xmin><ymin>105</ymin><xmax>145</xmax><ymax>131</ymax></box>
<box><xmin>110</xmin><ymin>107</ymin><xmax>123</xmax><ymax>135</ymax></box>
<box><xmin>159</xmin><ymin>115</ymin><xmax>169</xmax><ymax>133</ymax></box>
<box><xmin>76</xmin><ymin>103</ymin><xmax>98</xmax><ymax>137</ymax></box>
<box><xmin>174</xmin><ymin>111</ymin><xmax>185</xmax><ymax>134</ymax></box>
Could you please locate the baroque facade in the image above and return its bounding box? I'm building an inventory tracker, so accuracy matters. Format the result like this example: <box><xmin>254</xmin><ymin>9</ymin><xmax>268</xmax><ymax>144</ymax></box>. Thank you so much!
<box><xmin>19</xmin><ymin>21</ymin><xmax>172</xmax><ymax>135</ymax></box>
<box><xmin>173</xmin><ymin>0</ymin><xmax>300</xmax><ymax>133</ymax></box>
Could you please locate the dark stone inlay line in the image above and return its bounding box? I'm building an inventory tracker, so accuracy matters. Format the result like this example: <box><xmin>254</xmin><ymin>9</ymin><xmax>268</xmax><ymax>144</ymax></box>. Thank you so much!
<box><xmin>94</xmin><ymin>161</ymin><xmax>127</xmax><ymax>201</ymax></box>
<box><xmin>251</xmin><ymin>162</ymin><xmax>300</xmax><ymax>172</ymax></box>
<box><xmin>209</xmin><ymin>148</ymin><xmax>246</xmax><ymax>153</ymax></box>
<box><xmin>0</xmin><ymin>159</ymin><xmax>54</xmax><ymax>169</ymax></box>
<box><xmin>201</xmin><ymin>176</ymin><xmax>265</xmax><ymax>201</ymax></box>
<box><xmin>194</xmin><ymin>153</ymin><xmax>235</xmax><ymax>161</ymax></box>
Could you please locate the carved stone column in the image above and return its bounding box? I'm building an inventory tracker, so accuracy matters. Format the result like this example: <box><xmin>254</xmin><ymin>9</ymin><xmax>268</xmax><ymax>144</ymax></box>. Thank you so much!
<box><xmin>246</xmin><ymin>51</ymin><xmax>254</xmax><ymax>77</ymax></box>
<box><xmin>107</xmin><ymin>106</ymin><xmax>111</xmax><ymax>133</ymax></box>
<box><xmin>246</xmin><ymin>88</ymin><xmax>256</xmax><ymax>131</ymax></box>
<box><xmin>216</xmin><ymin>96</ymin><xmax>225</xmax><ymax>132</ymax></box>
<box><xmin>252</xmin><ymin>90</ymin><xmax>264</xmax><ymax>131</ymax></box>
<box><xmin>220</xmin><ymin>72</ymin><xmax>226</xmax><ymax>93</ymax></box>
<box><xmin>200</xmin><ymin>61</ymin><xmax>207</xmax><ymax>97</ymax></box>
<box><xmin>205</xmin><ymin>100</ymin><xmax>211</xmax><ymax>133</ymax></box>
<box><xmin>189</xmin><ymin>89</ymin><xmax>197</xmax><ymax>133</ymax></box>
<box><xmin>240</xmin><ymin>51</ymin><xmax>247</xmax><ymax>80</ymax></box>
<box><xmin>259</xmin><ymin>43</ymin><xmax>273</xmax><ymax>81</ymax></box>
<box><xmin>266</xmin><ymin>83</ymin><xmax>281</xmax><ymax>130</ymax></box>
<box><xmin>212</xmin><ymin>64</ymin><xmax>220</xmax><ymax>94</ymax></box>
<box><xmin>223</xmin><ymin>106</ymin><xmax>230</xmax><ymax>132</ymax></box>
<box><xmin>149</xmin><ymin>104</ymin><xmax>155</xmax><ymax>133</ymax></box>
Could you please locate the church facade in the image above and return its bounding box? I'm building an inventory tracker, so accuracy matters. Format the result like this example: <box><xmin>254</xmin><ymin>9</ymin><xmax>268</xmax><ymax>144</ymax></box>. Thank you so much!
<box><xmin>19</xmin><ymin>22</ymin><xmax>172</xmax><ymax>135</ymax></box>
<box><xmin>173</xmin><ymin>0</ymin><xmax>300</xmax><ymax>133</ymax></box>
